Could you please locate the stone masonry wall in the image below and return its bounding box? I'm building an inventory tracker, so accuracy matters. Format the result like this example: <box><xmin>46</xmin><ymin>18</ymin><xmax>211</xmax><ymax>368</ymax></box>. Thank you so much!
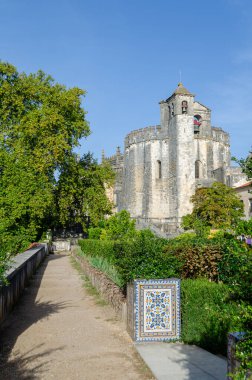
<box><xmin>0</xmin><ymin>244</ymin><xmax>48</xmax><ymax>326</ymax></box>
<box><xmin>174</xmin><ymin>114</ymin><xmax>195</xmax><ymax>220</ymax></box>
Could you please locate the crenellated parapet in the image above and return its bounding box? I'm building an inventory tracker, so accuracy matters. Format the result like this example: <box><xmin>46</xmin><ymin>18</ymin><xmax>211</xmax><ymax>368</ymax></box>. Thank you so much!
<box><xmin>125</xmin><ymin>125</ymin><xmax>163</xmax><ymax>148</ymax></box>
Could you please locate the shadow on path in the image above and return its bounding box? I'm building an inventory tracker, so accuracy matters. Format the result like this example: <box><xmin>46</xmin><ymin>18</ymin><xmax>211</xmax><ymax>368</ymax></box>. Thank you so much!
<box><xmin>167</xmin><ymin>343</ymin><xmax>227</xmax><ymax>380</ymax></box>
<box><xmin>0</xmin><ymin>254</ymin><xmax>67</xmax><ymax>379</ymax></box>
<box><xmin>136</xmin><ymin>341</ymin><xmax>227</xmax><ymax>380</ymax></box>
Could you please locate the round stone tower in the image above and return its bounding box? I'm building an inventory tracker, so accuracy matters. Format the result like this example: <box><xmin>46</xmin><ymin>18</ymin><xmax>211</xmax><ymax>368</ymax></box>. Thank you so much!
<box><xmin>108</xmin><ymin>83</ymin><xmax>237</xmax><ymax>234</ymax></box>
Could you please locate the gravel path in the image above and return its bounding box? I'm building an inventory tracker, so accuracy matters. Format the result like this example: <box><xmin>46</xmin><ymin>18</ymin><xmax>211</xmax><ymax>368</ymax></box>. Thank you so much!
<box><xmin>0</xmin><ymin>253</ymin><xmax>153</xmax><ymax>380</ymax></box>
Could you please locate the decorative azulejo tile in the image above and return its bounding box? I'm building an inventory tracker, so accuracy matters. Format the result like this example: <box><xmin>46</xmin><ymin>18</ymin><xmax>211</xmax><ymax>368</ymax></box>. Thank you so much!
<box><xmin>130</xmin><ymin>279</ymin><xmax>180</xmax><ymax>342</ymax></box>
<box><xmin>143</xmin><ymin>288</ymin><xmax>172</xmax><ymax>332</ymax></box>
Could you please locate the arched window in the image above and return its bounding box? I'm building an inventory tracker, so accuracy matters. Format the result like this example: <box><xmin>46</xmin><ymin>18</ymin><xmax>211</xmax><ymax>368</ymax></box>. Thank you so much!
<box><xmin>194</xmin><ymin>115</ymin><xmax>202</xmax><ymax>134</ymax></box>
<box><xmin>195</xmin><ymin>160</ymin><xmax>202</xmax><ymax>179</ymax></box>
<box><xmin>157</xmin><ymin>160</ymin><xmax>162</xmax><ymax>179</ymax></box>
<box><xmin>182</xmin><ymin>100</ymin><xmax>188</xmax><ymax>114</ymax></box>
<box><xmin>168</xmin><ymin>106</ymin><xmax>171</xmax><ymax>118</ymax></box>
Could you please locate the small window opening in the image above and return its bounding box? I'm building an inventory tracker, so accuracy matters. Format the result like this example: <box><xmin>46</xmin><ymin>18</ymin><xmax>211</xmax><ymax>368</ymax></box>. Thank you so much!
<box><xmin>195</xmin><ymin>160</ymin><xmax>202</xmax><ymax>179</ymax></box>
<box><xmin>157</xmin><ymin>160</ymin><xmax>162</xmax><ymax>179</ymax></box>
<box><xmin>194</xmin><ymin>115</ymin><xmax>202</xmax><ymax>134</ymax></box>
<box><xmin>168</xmin><ymin>106</ymin><xmax>171</xmax><ymax>118</ymax></box>
<box><xmin>171</xmin><ymin>103</ymin><xmax>174</xmax><ymax>116</ymax></box>
<box><xmin>182</xmin><ymin>100</ymin><xmax>188</xmax><ymax>114</ymax></box>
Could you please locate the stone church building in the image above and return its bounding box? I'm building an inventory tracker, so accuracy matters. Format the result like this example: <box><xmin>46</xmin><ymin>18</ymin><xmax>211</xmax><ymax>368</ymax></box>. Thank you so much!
<box><xmin>104</xmin><ymin>83</ymin><xmax>246</xmax><ymax>234</ymax></box>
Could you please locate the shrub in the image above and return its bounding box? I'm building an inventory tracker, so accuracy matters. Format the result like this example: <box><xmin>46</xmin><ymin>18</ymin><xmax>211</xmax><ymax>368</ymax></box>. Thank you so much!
<box><xmin>88</xmin><ymin>227</ymin><xmax>103</xmax><ymax>240</ymax></box>
<box><xmin>236</xmin><ymin>218</ymin><xmax>252</xmax><ymax>236</ymax></box>
<box><xmin>78</xmin><ymin>239</ymin><xmax>115</xmax><ymax>262</ymax></box>
<box><xmin>163</xmin><ymin>237</ymin><xmax>223</xmax><ymax>281</ymax></box>
<box><xmin>78</xmin><ymin>231</ymin><xmax>172</xmax><ymax>288</ymax></box>
<box><xmin>181</xmin><ymin>279</ymin><xmax>239</xmax><ymax>355</ymax></box>
<box><xmin>231</xmin><ymin>304</ymin><xmax>252</xmax><ymax>379</ymax></box>
<box><xmin>163</xmin><ymin>234</ymin><xmax>251</xmax><ymax>288</ymax></box>
<box><xmin>77</xmin><ymin>233</ymin><xmax>251</xmax><ymax>357</ymax></box>
<box><xmin>112</xmin><ymin>230</ymin><xmax>175</xmax><ymax>287</ymax></box>
<box><xmin>217</xmin><ymin>239</ymin><xmax>252</xmax><ymax>302</ymax></box>
<box><xmin>100</xmin><ymin>210</ymin><xmax>137</xmax><ymax>241</ymax></box>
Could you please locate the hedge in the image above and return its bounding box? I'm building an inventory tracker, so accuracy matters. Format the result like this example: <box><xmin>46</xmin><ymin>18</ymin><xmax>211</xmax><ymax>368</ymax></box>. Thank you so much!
<box><xmin>77</xmin><ymin>233</ymin><xmax>250</xmax><ymax>356</ymax></box>
<box><xmin>78</xmin><ymin>239</ymin><xmax>115</xmax><ymax>262</ymax></box>
<box><xmin>181</xmin><ymin>279</ymin><xmax>239</xmax><ymax>355</ymax></box>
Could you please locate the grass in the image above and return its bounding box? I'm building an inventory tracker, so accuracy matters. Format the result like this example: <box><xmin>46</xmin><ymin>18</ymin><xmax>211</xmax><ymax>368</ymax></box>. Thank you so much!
<box><xmin>81</xmin><ymin>254</ymin><xmax>124</xmax><ymax>288</ymax></box>
<box><xmin>70</xmin><ymin>256</ymin><xmax>107</xmax><ymax>306</ymax></box>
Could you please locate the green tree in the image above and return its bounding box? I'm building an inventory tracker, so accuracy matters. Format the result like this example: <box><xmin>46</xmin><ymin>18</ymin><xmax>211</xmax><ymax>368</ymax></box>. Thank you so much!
<box><xmin>233</xmin><ymin>151</ymin><xmax>252</xmax><ymax>179</ymax></box>
<box><xmin>56</xmin><ymin>153</ymin><xmax>114</xmax><ymax>231</ymax></box>
<box><xmin>236</xmin><ymin>218</ymin><xmax>252</xmax><ymax>236</ymax></box>
<box><xmin>0</xmin><ymin>62</ymin><xmax>90</xmax><ymax>254</ymax></box>
<box><xmin>182</xmin><ymin>182</ymin><xmax>244</xmax><ymax>230</ymax></box>
<box><xmin>100</xmin><ymin>210</ymin><xmax>137</xmax><ymax>240</ymax></box>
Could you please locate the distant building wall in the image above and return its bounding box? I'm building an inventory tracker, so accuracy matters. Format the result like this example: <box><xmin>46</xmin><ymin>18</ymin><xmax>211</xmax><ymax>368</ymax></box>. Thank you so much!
<box><xmin>234</xmin><ymin>181</ymin><xmax>252</xmax><ymax>220</ymax></box>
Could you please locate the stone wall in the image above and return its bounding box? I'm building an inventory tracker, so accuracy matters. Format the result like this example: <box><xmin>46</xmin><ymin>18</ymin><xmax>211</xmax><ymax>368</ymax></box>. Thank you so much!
<box><xmin>71</xmin><ymin>247</ymin><xmax>127</xmax><ymax>325</ymax></box>
<box><xmin>234</xmin><ymin>181</ymin><xmax>252</xmax><ymax>220</ymax></box>
<box><xmin>52</xmin><ymin>239</ymin><xmax>71</xmax><ymax>251</ymax></box>
<box><xmin>228</xmin><ymin>166</ymin><xmax>248</xmax><ymax>187</ymax></box>
<box><xmin>105</xmin><ymin>150</ymin><xmax>124</xmax><ymax>213</ymax></box>
<box><xmin>0</xmin><ymin>244</ymin><xmax>48</xmax><ymax>326</ymax></box>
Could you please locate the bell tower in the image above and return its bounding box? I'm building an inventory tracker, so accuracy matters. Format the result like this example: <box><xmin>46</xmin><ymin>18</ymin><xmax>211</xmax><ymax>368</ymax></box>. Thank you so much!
<box><xmin>163</xmin><ymin>83</ymin><xmax>195</xmax><ymax>224</ymax></box>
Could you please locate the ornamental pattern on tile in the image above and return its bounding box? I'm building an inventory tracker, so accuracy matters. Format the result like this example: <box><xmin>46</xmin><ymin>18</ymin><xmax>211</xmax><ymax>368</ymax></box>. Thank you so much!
<box><xmin>133</xmin><ymin>279</ymin><xmax>180</xmax><ymax>342</ymax></box>
<box><xmin>144</xmin><ymin>289</ymin><xmax>171</xmax><ymax>332</ymax></box>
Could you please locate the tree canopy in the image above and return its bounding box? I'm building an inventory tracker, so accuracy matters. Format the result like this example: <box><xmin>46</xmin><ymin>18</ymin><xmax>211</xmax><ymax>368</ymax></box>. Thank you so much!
<box><xmin>182</xmin><ymin>182</ymin><xmax>244</xmax><ymax>230</ymax></box>
<box><xmin>233</xmin><ymin>150</ymin><xmax>252</xmax><ymax>179</ymax></box>
<box><xmin>56</xmin><ymin>153</ymin><xmax>114</xmax><ymax>231</ymax></box>
<box><xmin>0</xmin><ymin>62</ymin><xmax>112</xmax><ymax>255</ymax></box>
<box><xmin>99</xmin><ymin>210</ymin><xmax>137</xmax><ymax>240</ymax></box>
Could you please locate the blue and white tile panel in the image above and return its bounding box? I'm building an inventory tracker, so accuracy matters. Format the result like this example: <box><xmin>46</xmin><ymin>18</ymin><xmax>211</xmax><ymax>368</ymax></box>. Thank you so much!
<box><xmin>134</xmin><ymin>279</ymin><xmax>180</xmax><ymax>342</ymax></box>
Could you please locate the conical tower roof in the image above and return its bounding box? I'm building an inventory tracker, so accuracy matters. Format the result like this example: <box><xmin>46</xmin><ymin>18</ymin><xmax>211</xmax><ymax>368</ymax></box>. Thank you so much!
<box><xmin>159</xmin><ymin>82</ymin><xmax>195</xmax><ymax>104</ymax></box>
<box><xmin>173</xmin><ymin>82</ymin><xmax>194</xmax><ymax>96</ymax></box>
<box><xmin>164</xmin><ymin>82</ymin><xmax>195</xmax><ymax>103</ymax></box>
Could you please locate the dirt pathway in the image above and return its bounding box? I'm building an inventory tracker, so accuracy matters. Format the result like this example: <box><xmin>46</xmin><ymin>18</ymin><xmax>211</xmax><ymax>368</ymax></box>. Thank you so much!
<box><xmin>0</xmin><ymin>253</ymin><xmax>153</xmax><ymax>380</ymax></box>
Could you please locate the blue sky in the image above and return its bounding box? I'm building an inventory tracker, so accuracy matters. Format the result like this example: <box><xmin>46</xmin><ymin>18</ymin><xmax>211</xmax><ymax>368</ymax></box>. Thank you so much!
<box><xmin>0</xmin><ymin>0</ymin><xmax>251</xmax><ymax>161</ymax></box>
